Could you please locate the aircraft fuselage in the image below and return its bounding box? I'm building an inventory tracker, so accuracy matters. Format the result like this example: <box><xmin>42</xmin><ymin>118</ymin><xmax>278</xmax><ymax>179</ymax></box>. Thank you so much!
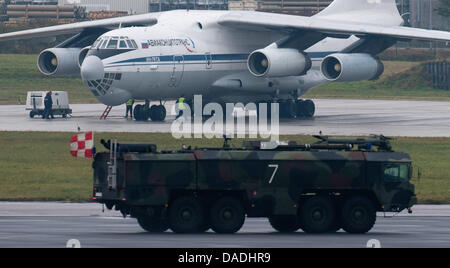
<box><xmin>81</xmin><ymin>10</ymin><xmax>357</xmax><ymax>106</ymax></box>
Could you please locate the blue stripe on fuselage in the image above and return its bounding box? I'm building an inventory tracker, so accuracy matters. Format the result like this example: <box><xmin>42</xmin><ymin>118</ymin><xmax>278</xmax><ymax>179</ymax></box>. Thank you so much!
<box><xmin>107</xmin><ymin>51</ymin><xmax>337</xmax><ymax>66</ymax></box>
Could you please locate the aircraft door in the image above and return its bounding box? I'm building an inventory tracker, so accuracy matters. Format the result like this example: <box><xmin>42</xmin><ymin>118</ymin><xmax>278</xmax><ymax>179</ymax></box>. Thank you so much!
<box><xmin>169</xmin><ymin>55</ymin><xmax>184</xmax><ymax>87</ymax></box>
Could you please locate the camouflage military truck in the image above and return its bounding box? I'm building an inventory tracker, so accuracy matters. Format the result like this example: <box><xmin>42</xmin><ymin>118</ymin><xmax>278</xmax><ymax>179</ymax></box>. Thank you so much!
<box><xmin>92</xmin><ymin>136</ymin><xmax>416</xmax><ymax>234</ymax></box>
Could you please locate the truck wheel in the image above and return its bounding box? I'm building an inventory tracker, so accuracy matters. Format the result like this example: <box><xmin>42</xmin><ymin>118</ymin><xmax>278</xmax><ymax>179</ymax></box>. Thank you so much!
<box><xmin>269</xmin><ymin>215</ymin><xmax>301</xmax><ymax>233</ymax></box>
<box><xmin>105</xmin><ymin>201</ymin><xmax>114</xmax><ymax>210</ymax></box>
<box><xmin>198</xmin><ymin>221</ymin><xmax>211</xmax><ymax>233</ymax></box>
<box><xmin>168</xmin><ymin>196</ymin><xmax>204</xmax><ymax>234</ymax></box>
<box><xmin>137</xmin><ymin>216</ymin><xmax>169</xmax><ymax>233</ymax></box>
<box><xmin>210</xmin><ymin>196</ymin><xmax>245</xmax><ymax>234</ymax></box>
<box><xmin>299</xmin><ymin>196</ymin><xmax>335</xmax><ymax>233</ymax></box>
<box><xmin>340</xmin><ymin>196</ymin><xmax>376</xmax><ymax>234</ymax></box>
<box><xmin>328</xmin><ymin>217</ymin><xmax>342</xmax><ymax>233</ymax></box>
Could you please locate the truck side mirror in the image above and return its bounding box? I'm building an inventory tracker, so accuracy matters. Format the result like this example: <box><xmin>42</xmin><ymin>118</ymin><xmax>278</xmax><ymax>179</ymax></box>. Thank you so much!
<box><xmin>413</xmin><ymin>165</ymin><xmax>422</xmax><ymax>181</ymax></box>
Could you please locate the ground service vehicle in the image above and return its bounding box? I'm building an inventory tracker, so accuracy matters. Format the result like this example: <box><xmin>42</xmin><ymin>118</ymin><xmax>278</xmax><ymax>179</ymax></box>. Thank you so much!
<box><xmin>26</xmin><ymin>91</ymin><xmax>72</xmax><ymax>118</ymax></box>
<box><xmin>92</xmin><ymin>136</ymin><xmax>416</xmax><ymax>234</ymax></box>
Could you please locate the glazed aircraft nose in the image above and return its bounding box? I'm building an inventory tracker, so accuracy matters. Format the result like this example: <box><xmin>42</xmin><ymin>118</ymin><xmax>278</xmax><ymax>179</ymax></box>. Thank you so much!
<box><xmin>81</xmin><ymin>56</ymin><xmax>104</xmax><ymax>81</ymax></box>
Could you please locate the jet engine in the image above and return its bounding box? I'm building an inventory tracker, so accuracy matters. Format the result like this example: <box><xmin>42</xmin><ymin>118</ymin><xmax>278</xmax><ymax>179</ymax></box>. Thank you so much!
<box><xmin>321</xmin><ymin>53</ymin><xmax>384</xmax><ymax>82</ymax></box>
<box><xmin>78</xmin><ymin>46</ymin><xmax>91</xmax><ymax>68</ymax></box>
<box><xmin>37</xmin><ymin>48</ymin><xmax>82</xmax><ymax>76</ymax></box>
<box><xmin>247</xmin><ymin>48</ymin><xmax>311</xmax><ymax>77</ymax></box>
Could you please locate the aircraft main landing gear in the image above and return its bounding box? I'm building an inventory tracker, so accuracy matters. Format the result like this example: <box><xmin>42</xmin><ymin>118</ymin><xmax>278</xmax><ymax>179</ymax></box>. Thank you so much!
<box><xmin>149</xmin><ymin>105</ymin><xmax>166</xmax><ymax>121</ymax></box>
<box><xmin>133</xmin><ymin>102</ymin><xmax>167</xmax><ymax>122</ymax></box>
<box><xmin>133</xmin><ymin>104</ymin><xmax>147</xmax><ymax>121</ymax></box>
<box><xmin>296</xmin><ymin>99</ymin><xmax>315</xmax><ymax>118</ymax></box>
<box><xmin>259</xmin><ymin>99</ymin><xmax>316</xmax><ymax>119</ymax></box>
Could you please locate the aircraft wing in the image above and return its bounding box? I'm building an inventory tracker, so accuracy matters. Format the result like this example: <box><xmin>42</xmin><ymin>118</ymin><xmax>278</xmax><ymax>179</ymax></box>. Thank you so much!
<box><xmin>218</xmin><ymin>11</ymin><xmax>450</xmax><ymax>43</ymax></box>
<box><xmin>0</xmin><ymin>13</ymin><xmax>158</xmax><ymax>42</ymax></box>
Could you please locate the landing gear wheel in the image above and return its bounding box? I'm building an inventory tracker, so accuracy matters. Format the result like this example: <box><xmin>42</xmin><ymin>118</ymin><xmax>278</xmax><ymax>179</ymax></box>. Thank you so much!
<box><xmin>137</xmin><ymin>216</ymin><xmax>169</xmax><ymax>233</ymax></box>
<box><xmin>134</xmin><ymin>105</ymin><xmax>151</xmax><ymax>121</ymax></box>
<box><xmin>134</xmin><ymin>105</ymin><xmax>143</xmax><ymax>121</ymax></box>
<box><xmin>210</xmin><ymin>197</ymin><xmax>245</xmax><ymax>234</ymax></box>
<box><xmin>280</xmin><ymin>100</ymin><xmax>297</xmax><ymax>119</ymax></box>
<box><xmin>340</xmin><ymin>196</ymin><xmax>376</xmax><ymax>234</ymax></box>
<box><xmin>299</xmin><ymin>196</ymin><xmax>335</xmax><ymax>233</ymax></box>
<box><xmin>150</xmin><ymin>105</ymin><xmax>166</xmax><ymax>121</ymax></box>
<box><xmin>269</xmin><ymin>215</ymin><xmax>301</xmax><ymax>233</ymax></box>
<box><xmin>169</xmin><ymin>196</ymin><xmax>204</xmax><ymax>233</ymax></box>
<box><xmin>149</xmin><ymin>105</ymin><xmax>158</xmax><ymax>121</ymax></box>
<box><xmin>301</xmin><ymin>99</ymin><xmax>315</xmax><ymax>118</ymax></box>
<box><xmin>295</xmin><ymin>100</ymin><xmax>304</xmax><ymax>117</ymax></box>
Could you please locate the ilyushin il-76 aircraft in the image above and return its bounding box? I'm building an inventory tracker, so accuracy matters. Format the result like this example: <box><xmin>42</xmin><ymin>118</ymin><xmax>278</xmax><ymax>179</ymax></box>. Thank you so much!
<box><xmin>1</xmin><ymin>0</ymin><xmax>449</xmax><ymax>121</ymax></box>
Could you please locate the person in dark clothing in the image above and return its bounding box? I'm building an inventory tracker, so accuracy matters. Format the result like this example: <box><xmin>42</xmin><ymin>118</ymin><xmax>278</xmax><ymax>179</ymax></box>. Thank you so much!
<box><xmin>44</xmin><ymin>91</ymin><xmax>54</xmax><ymax>119</ymax></box>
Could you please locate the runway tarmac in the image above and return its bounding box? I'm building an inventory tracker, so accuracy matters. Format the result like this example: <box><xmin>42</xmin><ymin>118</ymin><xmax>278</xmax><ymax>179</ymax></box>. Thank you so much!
<box><xmin>0</xmin><ymin>99</ymin><xmax>449</xmax><ymax>136</ymax></box>
<box><xmin>0</xmin><ymin>202</ymin><xmax>449</xmax><ymax>248</ymax></box>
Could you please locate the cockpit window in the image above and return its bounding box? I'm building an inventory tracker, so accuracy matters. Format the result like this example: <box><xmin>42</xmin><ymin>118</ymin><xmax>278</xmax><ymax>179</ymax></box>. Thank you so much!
<box><xmin>119</xmin><ymin>40</ymin><xmax>127</xmax><ymax>49</ymax></box>
<box><xmin>107</xmin><ymin>39</ymin><xmax>118</xmax><ymax>49</ymax></box>
<box><xmin>92</xmin><ymin>36</ymin><xmax>138</xmax><ymax>50</ymax></box>
<box><xmin>125</xmin><ymin>40</ymin><xmax>134</xmax><ymax>48</ymax></box>
<box><xmin>92</xmin><ymin>38</ymin><xmax>101</xmax><ymax>48</ymax></box>
<box><xmin>100</xmin><ymin>40</ymin><xmax>108</xmax><ymax>49</ymax></box>
<box><xmin>131</xmin><ymin>40</ymin><xmax>138</xmax><ymax>49</ymax></box>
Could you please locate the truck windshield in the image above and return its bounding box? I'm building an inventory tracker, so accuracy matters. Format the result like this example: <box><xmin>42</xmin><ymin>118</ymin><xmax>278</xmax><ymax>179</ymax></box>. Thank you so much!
<box><xmin>383</xmin><ymin>164</ymin><xmax>411</xmax><ymax>183</ymax></box>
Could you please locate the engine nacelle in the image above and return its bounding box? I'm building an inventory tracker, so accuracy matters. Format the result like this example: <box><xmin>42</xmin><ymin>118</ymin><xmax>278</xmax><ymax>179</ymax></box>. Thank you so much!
<box><xmin>247</xmin><ymin>48</ymin><xmax>311</xmax><ymax>77</ymax></box>
<box><xmin>78</xmin><ymin>46</ymin><xmax>91</xmax><ymax>68</ymax></box>
<box><xmin>37</xmin><ymin>48</ymin><xmax>81</xmax><ymax>76</ymax></box>
<box><xmin>321</xmin><ymin>53</ymin><xmax>384</xmax><ymax>82</ymax></box>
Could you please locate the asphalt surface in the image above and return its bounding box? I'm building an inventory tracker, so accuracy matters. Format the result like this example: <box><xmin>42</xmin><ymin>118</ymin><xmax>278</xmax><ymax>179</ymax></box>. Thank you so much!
<box><xmin>1</xmin><ymin>99</ymin><xmax>450</xmax><ymax>136</ymax></box>
<box><xmin>1</xmin><ymin>99</ymin><xmax>449</xmax><ymax>248</ymax></box>
<box><xmin>0</xmin><ymin>203</ymin><xmax>449</xmax><ymax>248</ymax></box>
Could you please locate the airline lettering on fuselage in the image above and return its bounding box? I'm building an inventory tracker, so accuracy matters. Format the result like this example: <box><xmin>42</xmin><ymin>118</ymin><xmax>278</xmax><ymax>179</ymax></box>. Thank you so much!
<box><xmin>148</xmin><ymin>38</ymin><xmax>196</xmax><ymax>53</ymax></box>
<box><xmin>146</xmin><ymin>56</ymin><xmax>161</xmax><ymax>62</ymax></box>
<box><xmin>148</xmin><ymin>39</ymin><xmax>190</xmax><ymax>47</ymax></box>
